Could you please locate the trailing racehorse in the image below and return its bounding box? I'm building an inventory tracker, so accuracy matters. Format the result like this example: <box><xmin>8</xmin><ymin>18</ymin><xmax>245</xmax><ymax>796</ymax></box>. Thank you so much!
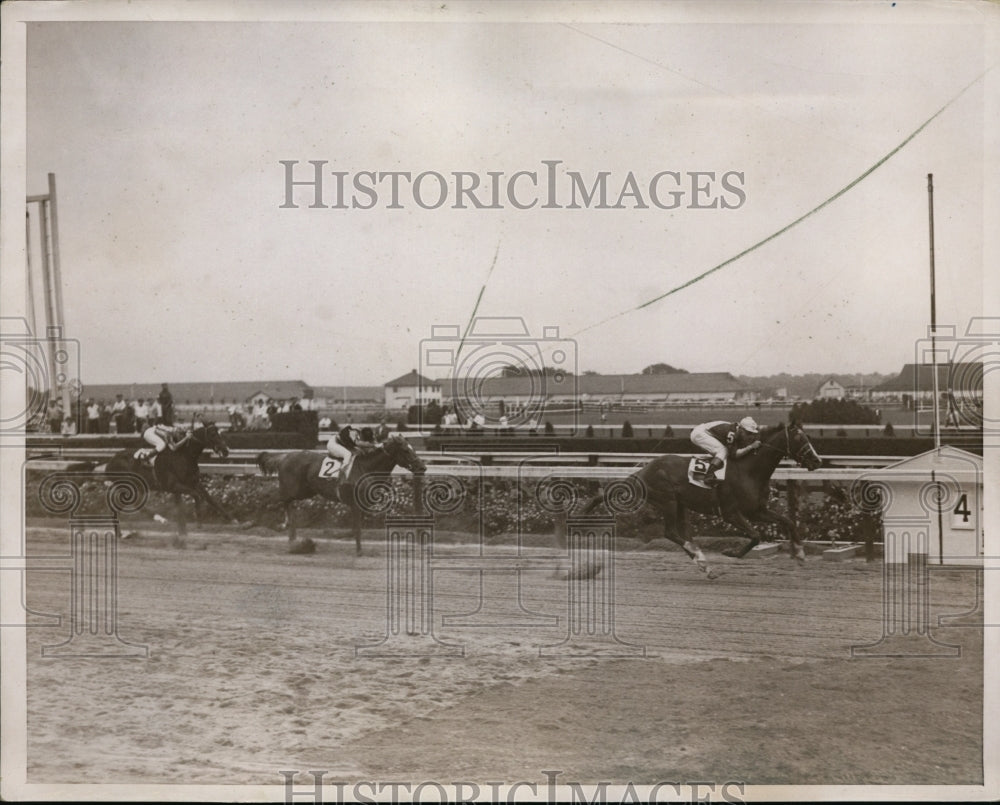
<box><xmin>102</xmin><ymin>422</ymin><xmax>237</xmax><ymax>542</ymax></box>
<box><xmin>257</xmin><ymin>432</ymin><xmax>427</xmax><ymax>554</ymax></box>
<box><xmin>579</xmin><ymin>421</ymin><xmax>823</xmax><ymax>578</ymax></box>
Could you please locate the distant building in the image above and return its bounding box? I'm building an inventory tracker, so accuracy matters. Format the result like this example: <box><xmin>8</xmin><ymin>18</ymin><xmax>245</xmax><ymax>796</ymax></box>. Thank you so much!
<box><xmin>439</xmin><ymin>371</ymin><xmax>756</xmax><ymax>408</ymax></box>
<box><xmin>815</xmin><ymin>378</ymin><xmax>846</xmax><ymax>400</ymax></box>
<box><xmin>311</xmin><ymin>386</ymin><xmax>384</xmax><ymax>408</ymax></box>
<box><xmin>871</xmin><ymin>362</ymin><xmax>983</xmax><ymax>404</ymax></box>
<box><xmin>384</xmin><ymin>370</ymin><xmax>441</xmax><ymax>409</ymax></box>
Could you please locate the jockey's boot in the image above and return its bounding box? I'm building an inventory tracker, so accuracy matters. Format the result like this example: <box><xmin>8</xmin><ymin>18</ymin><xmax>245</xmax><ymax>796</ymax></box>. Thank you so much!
<box><xmin>700</xmin><ymin>457</ymin><xmax>724</xmax><ymax>487</ymax></box>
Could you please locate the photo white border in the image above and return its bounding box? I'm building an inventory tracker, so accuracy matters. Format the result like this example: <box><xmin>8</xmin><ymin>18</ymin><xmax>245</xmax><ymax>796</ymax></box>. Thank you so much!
<box><xmin>2</xmin><ymin>1</ymin><xmax>997</xmax><ymax>801</ymax></box>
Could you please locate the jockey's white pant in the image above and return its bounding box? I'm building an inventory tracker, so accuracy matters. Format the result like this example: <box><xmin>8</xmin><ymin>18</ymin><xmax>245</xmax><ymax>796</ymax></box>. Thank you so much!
<box><xmin>143</xmin><ymin>427</ymin><xmax>168</xmax><ymax>452</ymax></box>
<box><xmin>326</xmin><ymin>437</ymin><xmax>353</xmax><ymax>463</ymax></box>
<box><xmin>690</xmin><ymin>425</ymin><xmax>728</xmax><ymax>463</ymax></box>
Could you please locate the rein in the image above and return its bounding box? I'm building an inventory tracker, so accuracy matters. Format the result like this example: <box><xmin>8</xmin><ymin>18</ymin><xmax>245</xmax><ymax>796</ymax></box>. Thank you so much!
<box><xmin>754</xmin><ymin>425</ymin><xmax>789</xmax><ymax>459</ymax></box>
<box><xmin>757</xmin><ymin>424</ymin><xmax>814</xmax><ymax>464</ymax></box>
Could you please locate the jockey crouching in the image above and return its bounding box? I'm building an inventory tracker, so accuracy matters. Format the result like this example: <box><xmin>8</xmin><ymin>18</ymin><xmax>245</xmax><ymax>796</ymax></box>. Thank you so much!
<box><xmin>689</xmin><ymin>416</ymin><xmax>762</xmax><ymax>487</ymax></box>
<box><xmin>326</xmin><ymin>425</ymin><xmax>376</xmax><ymax>477</ymax></box>
<box><xmin>141</xmin><ymin>422</ymin><xmax>192</xmax><ymax>465</ymax></box>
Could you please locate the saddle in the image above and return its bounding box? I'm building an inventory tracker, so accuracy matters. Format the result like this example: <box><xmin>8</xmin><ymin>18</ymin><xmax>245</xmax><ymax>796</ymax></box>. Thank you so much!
<box><xmin>134</xmin><ymin>447</ymin><xmax>157</xmax><ymax>467</ymax></box>
<box><xmin>687</xmin><ymin>457</ymin><xmax>725</xmax><ymax>489</ymax></box>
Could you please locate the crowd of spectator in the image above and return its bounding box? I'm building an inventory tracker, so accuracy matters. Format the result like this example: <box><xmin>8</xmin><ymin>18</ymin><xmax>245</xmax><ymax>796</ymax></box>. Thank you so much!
<box><xmin>41</xmin><ymin>383</ymin><xmax>177</xmax><ymax>435</ymax></box>
<box><xmin>232</xmin><ymin>397</ymin><xmax>308</xmax><ymax>431</ymax></box>
<box><xmin>36</xmin><ymin>386</ymin><xmax>339</xmax><ymax>436</ymax></box>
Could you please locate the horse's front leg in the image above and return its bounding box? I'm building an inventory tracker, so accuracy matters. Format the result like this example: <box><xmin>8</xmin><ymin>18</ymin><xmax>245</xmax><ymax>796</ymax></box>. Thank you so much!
<box><xmin>194</xmin><ymin>484</ymin><xmax>238</xmax><ymax>524</ymax></box>
<box><xmin>173</xmin><ymin>491</ymin><xmax>187</xmax><ymax>544</ymax></box>
<box><xmin>754</xmin><ymin>508</ymin><xmax>806</xmax><ymax>563</ymax></box>
<box><xmin>720</xmin><ymin>509</ymin><xmax>761</xmax><ymax>558</ymax></box>
<box><xmin>352</xmin><ymin>503</ymin><xmax>362</xmax><ymax>556</ymax></box>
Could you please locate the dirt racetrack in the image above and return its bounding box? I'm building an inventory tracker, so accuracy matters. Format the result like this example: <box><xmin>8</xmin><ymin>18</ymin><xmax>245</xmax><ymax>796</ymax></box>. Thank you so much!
<box><xmin>21</xmin><ymin>520</ymin><xmax>983</xmax><ymax>789</ymax></box>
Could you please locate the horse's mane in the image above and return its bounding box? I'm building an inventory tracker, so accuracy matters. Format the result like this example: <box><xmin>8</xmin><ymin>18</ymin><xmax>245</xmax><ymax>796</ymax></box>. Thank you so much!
<box><xmin>759</xmin><ymin>422</ymin><xmax>787</xmax><ymax>440</ymax></box>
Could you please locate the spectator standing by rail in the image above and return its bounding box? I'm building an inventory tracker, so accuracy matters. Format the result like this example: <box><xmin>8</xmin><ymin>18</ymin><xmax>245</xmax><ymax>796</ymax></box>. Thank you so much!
<box><xmin>86</xmin><ymin>399</ymin><xmax>100</xmax><ymax>434</ymax></box>
<box><xmin>158</xmin><ymin>383</ymin><xmax>174</xmax><ymax>426</ymax></box>
<box><xmin>134</xmin><ymin>398</ymin><xmax>149</xmax><ymax>431</ymax></box>
<box><xmin>97</xmin><ymin>401</ymin><xmax>111</xmax><ymax>433</ymax></box>
<box><xmin>47</xmin><ymin>399</ymin><xmax>63</xmax><ymax>434</ymax></box>
<box><xmin>121</xmin><ymin>401</ymin><xmax>137</xmax><ymax>433</ymax></box>
<box><xmin>110</xmin><ymin>394</ymin><xmax>126</xmax><ymax>433</ymax></box>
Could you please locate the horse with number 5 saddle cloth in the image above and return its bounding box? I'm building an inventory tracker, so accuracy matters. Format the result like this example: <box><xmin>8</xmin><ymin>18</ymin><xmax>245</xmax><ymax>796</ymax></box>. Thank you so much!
<box><xmin>256</xmin><ymin>432</ymin><xmax>427</xmax><ymax>555</ymax></box>
<box><xmin>579</xmin><ymin>421</ymin><xmax>823</xmax><ymax>579</ymax></box>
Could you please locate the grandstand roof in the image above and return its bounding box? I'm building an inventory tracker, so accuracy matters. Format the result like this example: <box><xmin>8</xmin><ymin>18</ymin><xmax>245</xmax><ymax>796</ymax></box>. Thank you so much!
<box><xmin>311</xmin><ymin>385</ymin><xmax>384</xmax><ymax>402</ymax></box>
<box><xmin>385</xmin><ymin>370</ymin><xmax>439</xmax><ymax>388</ymax></box>
<box><xmin>440</xmin><ymin>372</ymin><xmax>751</xmax><ymax>397</ymax></box>
<box><xmin>872</xmin><ymin>363</ymin><xmax>983</xmax><ymax>393</ymax></box>
<box><xmin>80</xmin><ymin>380</ymin><xmax>312</xmax><ymax>403</ymax></box>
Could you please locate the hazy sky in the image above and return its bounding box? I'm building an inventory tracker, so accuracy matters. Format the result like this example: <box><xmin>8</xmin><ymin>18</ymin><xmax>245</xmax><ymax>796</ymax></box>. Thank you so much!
<box><xmin>17</xmin><ymin>2</ymin><xmax>996</xmax><ymax>385</ymax></box>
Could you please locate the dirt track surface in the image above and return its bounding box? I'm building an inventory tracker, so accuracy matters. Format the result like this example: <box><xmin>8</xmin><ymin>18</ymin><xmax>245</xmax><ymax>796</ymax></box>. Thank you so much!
<box><xmin>21</xmin><ymin>522</ymin><xmax>983</xmax><ymax>788</ymax></box>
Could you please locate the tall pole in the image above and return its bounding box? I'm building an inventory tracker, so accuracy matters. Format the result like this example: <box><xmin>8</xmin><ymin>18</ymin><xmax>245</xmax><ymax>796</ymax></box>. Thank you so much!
<box><xmin>48</xmin><ymin>174</ymin><xmax>73</xmax><ymax>418</ymax></box>
<box><xmin>39</xmin><ymin>198</ymin><xmax>59</xmax><ymax>404</ymax></box>
<box><xmin>25</xmin><ymin>211</ymin><xmax>37</xmax><ymax>336</ymax></box>
<box><xmin>927</xmin><ymin>174</ymin><xmax>940</xmax><ymax>450</ymax></box>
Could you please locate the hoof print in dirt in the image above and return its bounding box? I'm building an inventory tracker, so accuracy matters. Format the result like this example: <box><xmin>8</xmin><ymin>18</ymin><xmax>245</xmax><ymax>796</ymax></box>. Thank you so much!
<box><xmin>288</xmin><ymin>538</ymin><xmax>316</xmax><ymax>555</ymax></box>
<box><xmin>553</xmin><ymin>560</ymin><xmax>603</xmax><ymax>581</ymax></box>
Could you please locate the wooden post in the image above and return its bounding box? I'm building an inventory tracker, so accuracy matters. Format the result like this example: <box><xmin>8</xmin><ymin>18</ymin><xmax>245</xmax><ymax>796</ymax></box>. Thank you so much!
<box><xmin>38</xmin><ymin>199</ymin><xmax>58</xmax><ymax>396</ymax></box>
<box><xmin>25</xmin><ymin>211</ymin><xmax>37</xmax><ymax>336</ymax></box>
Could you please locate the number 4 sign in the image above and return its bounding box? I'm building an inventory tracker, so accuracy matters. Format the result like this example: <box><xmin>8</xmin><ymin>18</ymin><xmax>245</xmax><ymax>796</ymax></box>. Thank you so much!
<box><xmin>951</xmin><ymin>492</ymin><xmax>975</xmax><ymax>530</ymax></box>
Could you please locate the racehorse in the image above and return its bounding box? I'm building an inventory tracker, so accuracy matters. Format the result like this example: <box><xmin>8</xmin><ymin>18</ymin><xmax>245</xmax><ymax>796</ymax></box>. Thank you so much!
<box><xmin>103</xmin><ymin>422</ymin><xmax>237</xmax><ymax>539</ymax></box>
<box><xmin>579</xmin><ymin>421</ymin><xmax>823</xmax><ymax>578</ymax></box>
<box><xmin>256</xmin><ymin>432</ymin><xmax>427</xmax><ymax>555</ymax></box>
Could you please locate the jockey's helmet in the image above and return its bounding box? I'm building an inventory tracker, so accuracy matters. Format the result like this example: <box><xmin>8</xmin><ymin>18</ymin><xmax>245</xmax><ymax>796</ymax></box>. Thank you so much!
<box><xmin>338</xmin><ymin>425</ymin><xmax>358</xmax><ymax>449</ymax></box>
<box><xmin>738</xmin><ymin>416</ymin><xmax>759</xmax><ymax>434</ymax></box>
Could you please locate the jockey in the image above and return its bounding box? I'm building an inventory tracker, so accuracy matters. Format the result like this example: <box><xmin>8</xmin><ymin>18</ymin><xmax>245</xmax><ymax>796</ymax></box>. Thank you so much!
<box><xmin>689</xmin><ymin>416</ymin><xmax>761</xmax><ymax>486</ymax></box>
<box><xmin>142</xmin><ymin>421</ymin><xmax>192</xmax><ymax>462</ymax></box>
<box><xmin>326</xmin><ymin>425</ymin><xmax>376</xmax><ymax>470</ymax></box>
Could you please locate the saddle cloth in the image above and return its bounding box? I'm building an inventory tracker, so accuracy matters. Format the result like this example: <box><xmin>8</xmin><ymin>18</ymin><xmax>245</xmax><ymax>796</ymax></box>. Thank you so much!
<box><xmin>318</xmin><ymin>455</ymin><xmax>351</xmax><ymax>480</ymax></box>
<box><xmin>687</xmin><ymin>457</ymin><xmax>726</xmax><ymax>489</ymax></box>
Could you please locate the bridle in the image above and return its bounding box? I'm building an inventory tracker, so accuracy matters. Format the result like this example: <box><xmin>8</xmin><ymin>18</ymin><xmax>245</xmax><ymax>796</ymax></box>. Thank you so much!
<box><xmin>757</xmin><ymin>424</ymin><xmax>818</xmax><ymax>465</ymax></box>
<box><xmin>388</xmin><ymin>434</ymin><xmax>426</xmax><ymax>474</ymax></box>
<box><xmin>191</xmin><ymin>424</ymin><xmax>228</xmax><ymax>457</ymax></box>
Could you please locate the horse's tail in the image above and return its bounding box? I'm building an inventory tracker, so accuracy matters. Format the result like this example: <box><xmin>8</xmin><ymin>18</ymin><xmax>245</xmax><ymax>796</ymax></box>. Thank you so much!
<box><xmin>256</xmin><ymin>451</ymin><xmax>281</xmax><ymax>476</ymax></box>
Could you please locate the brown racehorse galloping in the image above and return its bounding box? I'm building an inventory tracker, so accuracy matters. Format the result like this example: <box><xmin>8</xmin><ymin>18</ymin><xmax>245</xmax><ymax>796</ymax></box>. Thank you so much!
<box><xmin>103</xmin><ymin>422</ymin><xmax>236</xmax><ymax>539</ymax></box>
<box><xmin>580</xmin><ymin>421</ymin><xmax>823</xmax><ymax>578</ymax></box>
<box><xmin>257</xmin><ymin>432</ymin><xmax>427</xmax><ymax>555</ymax></box>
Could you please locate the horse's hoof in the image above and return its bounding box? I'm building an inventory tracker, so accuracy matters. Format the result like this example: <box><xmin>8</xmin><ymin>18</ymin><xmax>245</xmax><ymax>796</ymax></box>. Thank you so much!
<box><xmin>721</xmin><ymin>549</ymin><xmax>738</xmax><ymax>558</ymax></box>
<box><xmin>706</xmin><ymin>569</ymin><xmax>719</xmax><ymax>580</ymax></box>
<box><xmin>288</xmin><ymin>538</ymin><xmax>316</xmax><ymax>555</ymax></box>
